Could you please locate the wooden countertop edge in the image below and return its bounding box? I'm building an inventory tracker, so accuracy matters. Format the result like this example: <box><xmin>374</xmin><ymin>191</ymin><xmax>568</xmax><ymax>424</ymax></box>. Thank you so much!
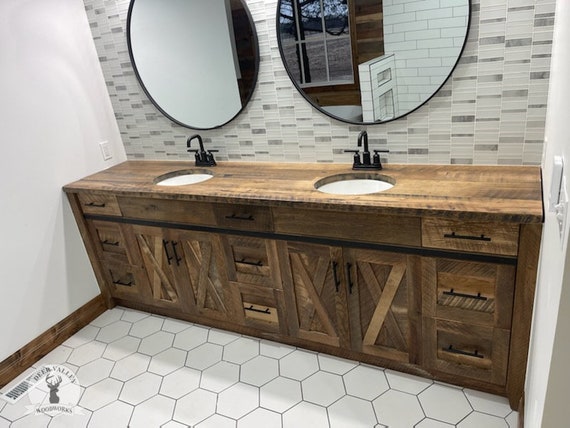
<box><xmin>63</xmin><ymin>161</ymin><xmax>544</xmax><ymax>224</ymax></box>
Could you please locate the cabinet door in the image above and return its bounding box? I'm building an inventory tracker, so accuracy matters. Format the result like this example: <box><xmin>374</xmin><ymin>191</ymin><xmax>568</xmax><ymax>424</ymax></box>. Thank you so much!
<box><xmin>279</xmin><ymin>241</ymin><xmax>350</xmax><ymax>348</ymax></box>
<box><xmin>175</xmin><ymin>230</ymin><xmax>236</xmax><ymax>321</ymax></box>
<box><xmin>346</xmin><ymin>249</ymin><xmax>419</xmax><ymax>364</ymax></box>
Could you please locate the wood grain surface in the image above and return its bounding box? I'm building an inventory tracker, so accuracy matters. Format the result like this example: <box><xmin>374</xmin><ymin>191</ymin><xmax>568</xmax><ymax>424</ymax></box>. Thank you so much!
<box><xmin>63</xmin><ymin>161</ymin><xmax>543</xmax><ymax>223</ymax></box>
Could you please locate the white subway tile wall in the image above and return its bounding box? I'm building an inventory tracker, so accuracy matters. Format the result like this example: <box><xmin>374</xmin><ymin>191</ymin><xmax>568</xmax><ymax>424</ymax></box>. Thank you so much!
<box><xmin>83</xmin><ymin>0</ymin><xmax>555</xmax><ymax>165</ymax></box>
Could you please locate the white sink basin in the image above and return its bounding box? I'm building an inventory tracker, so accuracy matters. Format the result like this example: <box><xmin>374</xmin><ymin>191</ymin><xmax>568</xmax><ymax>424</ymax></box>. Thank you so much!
<box><xmin>155</xmin><ymin>171</ymin><xmax>213</xmax><ymax>186</ymax></box>
<box><xmin>315</xmin><ymin>174</ymin><xmax>394</xmax><ymax>195</ymax></box>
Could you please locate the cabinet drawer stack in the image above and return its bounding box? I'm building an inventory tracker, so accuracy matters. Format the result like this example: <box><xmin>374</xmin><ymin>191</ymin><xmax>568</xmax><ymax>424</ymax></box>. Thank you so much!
<box><xmin>421</xmin><ymin>218</ymin><xmax>518</xmax><ymax>386</ymax></box>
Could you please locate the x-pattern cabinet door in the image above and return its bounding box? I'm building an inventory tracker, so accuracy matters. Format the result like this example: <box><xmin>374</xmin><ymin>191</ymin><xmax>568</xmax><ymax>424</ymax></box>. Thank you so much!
<box><xmin>279</xmin><ymin>241</ymin><xmax>350</xmax><ymax>349</ymax></box>
<box><xmin>345</xmin><ymin>248</ymin><xmax>420</xmax><ymax>364</ymax></box>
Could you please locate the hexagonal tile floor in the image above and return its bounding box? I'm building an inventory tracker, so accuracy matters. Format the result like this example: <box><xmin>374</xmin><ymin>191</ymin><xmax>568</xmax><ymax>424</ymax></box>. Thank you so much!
<box><xmin>0</xmin><ymin>307</ymin><xmax>519</xmax><ymax>427</ymax></box>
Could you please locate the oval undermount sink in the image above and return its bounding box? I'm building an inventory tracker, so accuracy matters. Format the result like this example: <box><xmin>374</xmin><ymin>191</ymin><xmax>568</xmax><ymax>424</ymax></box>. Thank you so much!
<box><xmin>315</xmin><ymin>173</ymin><xmax>394</xmax><ymax>195</ymax></box>
<box><xmin>154</xmin><ymin>170</ymin><xmax>213</xmax><ymax>186</ymax></box>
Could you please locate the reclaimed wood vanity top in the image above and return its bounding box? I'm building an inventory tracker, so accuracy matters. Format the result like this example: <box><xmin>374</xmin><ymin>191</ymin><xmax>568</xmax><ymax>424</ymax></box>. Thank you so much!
<box><xmin>63</xmin><ymin>161</ymin><xmax>543</xmax><ymax>223</ymax></box>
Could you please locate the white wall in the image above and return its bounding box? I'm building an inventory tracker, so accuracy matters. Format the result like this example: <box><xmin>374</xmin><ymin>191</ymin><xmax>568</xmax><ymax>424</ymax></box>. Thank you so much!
<box><xmin>0</xmin><ymin>0</ymin><xmax>125</xmax><ymax>362</ymax></box>
<box><xmin>525</xmin><ymin>0</ymin><xmax>570</xmax><ymax>425</ymax></box>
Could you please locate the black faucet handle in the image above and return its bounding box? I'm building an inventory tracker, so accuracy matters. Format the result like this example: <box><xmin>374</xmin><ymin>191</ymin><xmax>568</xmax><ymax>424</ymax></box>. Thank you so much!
<box><xmin>374</xmin><ymin>149</ymin><xmax>390</xmax><ymax>154</ymax></box>
<box><xmin>208</xmin><ymin>149</ymin><xmax>219</xmax><ymax>153</ymax></box>
<box><xmin>187</xmin><ymin>149</ymin><xmax>199</xmax><ymax>153</ymax></box>
<box><xmin>343</xmin><ymin>149</ymin><xmax>360</xmax><ymax>153</ymax></box>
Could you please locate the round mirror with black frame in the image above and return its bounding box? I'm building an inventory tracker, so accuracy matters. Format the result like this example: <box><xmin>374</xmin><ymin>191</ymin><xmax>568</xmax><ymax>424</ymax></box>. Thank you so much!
<box><xmin>277</xmin><ymin>0</ymin><xmax>471</xmax><ymax>125</ymax></box>
<box><xmin>127</xmin><ymin>0</ymin><xmax>259</xmax><ymax>130</ymax></box>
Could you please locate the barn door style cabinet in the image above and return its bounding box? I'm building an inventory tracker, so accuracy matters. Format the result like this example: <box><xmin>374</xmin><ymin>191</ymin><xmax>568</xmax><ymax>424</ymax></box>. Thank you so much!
<box><xmin>64</xmin><ymin>161</ymin><xmax>543</xmax><ymax>410</ymax></box>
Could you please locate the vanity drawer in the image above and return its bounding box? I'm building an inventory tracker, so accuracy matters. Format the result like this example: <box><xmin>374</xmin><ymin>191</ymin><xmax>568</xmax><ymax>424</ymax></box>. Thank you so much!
<box><xmin>101</xmin><ymin>260</ymin><xmax>150</xmax><ymax>303</ymax></box>
<box><xmin>78</xmin><ymin>193</ymin><xmax>122</xmax><ymax>216</ymax></box>
<box><xmin>422</xmin><ymin>258</ymin><xmax>515</xmax><ymax>329</ymax></box>
<box><xmin>423</xmin><ymin>318</ymin><xmax>510</xmax><ymax>386</ymax></box>
<box><xmin>214</xmin><ymin>203</ymin><xmax>273</xmax><ymax>232</ymax></box>
<box><xmin>422</xmin><ymin>218</ymin><xmax>519</xmax><ymax>256</ymax></box>
<box><xmin>234</xmin><ymin>283</ymin><xmax>286</xmax><ymax>334</ymax></box>
<box><xmin>273</xmin><ymin>207</ymin><xmax>421</xmax><ymax>247</ymax></box>
<box><xmin>118</xmin><ymin>197</ymin><xmax>217</xmax><ymax>226</ymax></box>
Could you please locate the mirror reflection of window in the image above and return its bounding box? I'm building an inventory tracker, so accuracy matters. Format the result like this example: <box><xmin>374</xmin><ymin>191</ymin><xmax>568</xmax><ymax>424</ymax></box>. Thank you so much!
<box><xmin>279</xmin><ymin>0</ymin><xmax>354</xmax><ymax>87</ymax></box>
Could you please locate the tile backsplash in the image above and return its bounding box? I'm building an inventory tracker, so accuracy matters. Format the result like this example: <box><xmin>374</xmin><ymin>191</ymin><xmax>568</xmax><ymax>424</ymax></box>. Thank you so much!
<box><xmin>83</xmin><ymin>0</ymin><xmax>555</xmax><ymax>165</ymax></box>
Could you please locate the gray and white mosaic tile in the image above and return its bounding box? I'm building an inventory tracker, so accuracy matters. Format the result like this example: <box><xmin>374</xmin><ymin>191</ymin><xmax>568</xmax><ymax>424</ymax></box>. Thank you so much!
<box><xmin>82</xmin><ymin>0</ymin><xmax>555</xmax><ymax>166</ymax></box>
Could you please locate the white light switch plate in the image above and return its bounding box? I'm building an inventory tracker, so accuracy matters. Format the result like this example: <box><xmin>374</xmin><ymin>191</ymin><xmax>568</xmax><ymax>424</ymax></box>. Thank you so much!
<box><xmin>99</xmin><ymin>141</ymin><xmax>113</xmax><ymax>161</ymax></box>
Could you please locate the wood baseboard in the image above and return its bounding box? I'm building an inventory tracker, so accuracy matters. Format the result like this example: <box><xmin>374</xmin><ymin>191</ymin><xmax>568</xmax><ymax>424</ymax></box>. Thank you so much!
<box><xmin>0</xmin><ymin>295</ymin><xmax>107</xmax><ymax>388</ymax></box>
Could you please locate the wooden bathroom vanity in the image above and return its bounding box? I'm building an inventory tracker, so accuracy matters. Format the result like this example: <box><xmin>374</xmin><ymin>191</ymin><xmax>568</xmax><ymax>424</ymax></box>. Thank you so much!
<box><xmin>64</xmin><ymin>161</ymin><xmax>543</xmax><ymax>410</ymax></box>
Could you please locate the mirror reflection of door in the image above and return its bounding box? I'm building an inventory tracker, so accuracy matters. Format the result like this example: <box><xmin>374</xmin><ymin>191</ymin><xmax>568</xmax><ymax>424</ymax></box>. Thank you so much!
<box><xmin>277</xmin><ymin>0</ymin><xmax>470</xmax><ymax>124</ymax></box>
<box><xmin>128</xmin><ymin>0</ymin><xmax>259</xmax><ymax>130</ymax></box>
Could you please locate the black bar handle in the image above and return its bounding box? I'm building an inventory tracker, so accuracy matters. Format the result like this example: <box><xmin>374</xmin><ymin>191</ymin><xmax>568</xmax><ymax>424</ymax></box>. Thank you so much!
<box><xmin>162</xmin><ymin>239</ymin><xmax>173</xmax><ymax>265</ymax></box>
<box><xmin>443</xmin><ymin>345</ymin><xmax>484</xmax><ymax>359</ymax></box>
<box><xmin>85</xmin><ymin>202</ymin><xmax>106</xmax><ymax>208</ymax></box>
<box><xmin>444</xmin><ymin>232</ymin><xmax>491</xmax><ymax>242</ymax></box>
<box><xmin>236</xmin><ymin>258</ymin><xmax>263</xmax><ymax>267</ymax></box>
<box><xmin>442</xmin><ymin>288</ymin><xmax>488</xmax><ymax>301</ymax></box>
<box><xmin>346</xmin><ymin>262</ymin><xmax>354</xmax><ymax>294</ymax></box>
<box><xmin>171</xmin><ymin>241</ymin><xmax>182</xmax><ymax>266</ymax></box>
<box><xmin>102</xmin><ymin>239</ymin><xmax>120</xmax><ymax>246</ymax></box>
<box><xmin>113</xmin><ymin>279</ymin><xmax>133</xmax><ymax>287</ymax></box>
<box><xmin>332</xmin><ymin>261</ymin><xmax>341</xmax><ymax>292</ymax></box>
<box><xmin>225</xmin><ymin>214</ymin><xmax>255</xmax><ymax>221</ymax></box>
<box><xmin>244</xmin><ymin>305</ymin><xmax>271</xmax><ymax>315</ymax></box>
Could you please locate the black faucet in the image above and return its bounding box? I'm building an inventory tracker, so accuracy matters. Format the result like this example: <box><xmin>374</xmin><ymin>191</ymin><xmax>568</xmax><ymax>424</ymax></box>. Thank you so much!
<box><xmin>187</xmin><ymin>134</ymin><xmax>218</xmax><ymax>167</ymax></box>
<box><xmin>344</xmin><ymin>130</ymin><xmax>389</xmax><ymax>170</ymax></box>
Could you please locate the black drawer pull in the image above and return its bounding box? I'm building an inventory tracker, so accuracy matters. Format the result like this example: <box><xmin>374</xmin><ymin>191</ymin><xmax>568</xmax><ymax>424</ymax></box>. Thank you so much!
<box><xmin>162</xmin><ymin>239</ymin><xmax>173</xmax><ymax>265</ymax></box>
<box><xmin>102</xmin><ymin>239</ymin><xmax>120</xmax><ymax>246</ymax></box>
<box><xmin>443</xmin><ymin>345</ymin><xmax>484</xmax><ymax>359</ymax></box>
<box><xmin>442</xmin><ymin>289</ymin><xmax>488</xmax><ymax>301</ymax></box>
<box><xmin>237</xmin><ymin>258</ymin><xmax>263</xmax><ymax>267</ymax></box>
<box><xmin>171</xmin><ymin>241</ymin><xmax>182</xmax><ymax>266</ymax></box>
<box><xmin>332</xmin><ymin>261</ymin><xmax>340</xmax><ymax>292</ymax></box>
<box><xmin>245</xmin><ymin>305</ymin><xmax>271</xmax><ymax>315</ymax></box>
<box><xmin>113</xmin><ymin>279</ymin><xmax>133</xmax><ymax>287</ymax></box>
<box><xmin>443</xmin><ymin>232</ymin><xmax>491</xmax><ymax>242</ymax></box>
<box><xmin>225</xmin><ymin>214</ymin><xmax>255</xmax><ymax>221</ymax></box>
<box><xmin>85</xmin><ymin>202</ymin><xmax>106</xmax><ymax>208</ymax></box>
<box><xmin>346</xmin><ymin>262</ymin><xmax>354</xmax><ymax>294</ymax></box>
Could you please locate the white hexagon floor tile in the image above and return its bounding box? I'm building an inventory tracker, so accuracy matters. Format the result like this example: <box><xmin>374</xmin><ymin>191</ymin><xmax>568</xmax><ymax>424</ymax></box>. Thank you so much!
<box><xmin>373</xmin><ymin>390</ymin><xmax>425</xmax><ymax>428</ymax></box>
<box><xmin>75</xmin><ymin>358</ymin><xmax>114</xmax><ymax>387</ymax></box>
<box><xmin>129</xmin><ymin>316</ymin><xmax>164</xmax><ymax>338</ymax></box>
<box><xmin>128</xmin><ymin>395</ymin><xmax>175</xmax><ymax>428</ymax></box>
<box><xmin>463</xmin><ymin>388</ymin><xmax>511</xmax><ymax>418</ymax></box>
<box><xmin>67</xmin><ymin>340</ymin><xmax>106</xmax><ymax>366</ymax></box>
<box><xmin>200</xmin><ymin>361</ymin><xmax>240</xmax><ymax>393</ymax></box>
<box><xmin>109</xmin><ymin>352</ymin><xmax>150</xmax><ymax>381</ymax></box>
<box><xmin>302</xmin><ymin>371</ymin><xmax>345</xmax><ymax>406</ymax></box>
<box><xmin>160</xmin><ymin>366</ymin><xmax>202</xmax><ymax>399</ymax></box>
<box><xmin>238</xmin><ymin>407</ymin><xmax>282</xmax><ymax>428</ymax></box>
<box><xmin>119</xmin><ymin>372</ymin><xmax>162</xmax><ymax>405</ymax></box>
<box><xmin>457</xmin><ymin>412</ymin><xmax>510</xmax><ymax>428</ymax></box>
<box><xmin>328</xmin><ymin>395</ymin><xmax>378</xmax><ymax>428</ymax></box>
<box><xmin>79</xmin><ymin>378</ymin><xmax>123</xmax><ymax>411</ymax></box>
<box><xmin>96</xmin><ymin>320</ymin><xmax>132</xmax><ymax>343</ymax></box>
<box><xmin>418</xmin><ymin>383</ymin><xmax>472</xmax><ymax>425</ymax></box>
<box><xmin>88</xmin><ymin>401</ymin><xmax>133</xmax><ymax>428</ymax></box>
<box><xmin>223</xmin><ymin>337</ymin><xmax>260</xmax><ymax>364</ymax></box>
<box><xmin>102</xmin><ymin>335</ymin><xmax>140</xmax><ymax>361</ymax></box>
<box><xmin>279</xmin><ymin>349</ymin><xmax>319</xmax><ymax>381</ymax></box>
<box><xmin>283</xmin><ymin>401</ymin><xmax>329</xmax><ymax>428</ymax></box>
<box><xmin>195</xmin><ymin>414</ymin><xmax>237</xmax><ymax>428</ymax></box>
<box><xmin>148</xmin><ymin>347</ymin><xmax>187</xmax><ymax>376</ymax></box>
<box><xmin>344</xmin><ymin>364</ymin><xmax>389</xmax><ymax>400</ymax></box>
<box><xmin>186</xmin><ymin>342</ymin><xmax>223</xmax><ymax>370</ymax></box>
<box><xmin>138</xmin><ymin>330</ymin><xmax>174</xmax><ymax>356</ymax></box>
<box><xmin>317</xmin><ymin>354</ymin><xmax>358</xmax><ymax>375</ymax></box>
<box><xmin>385</xmin><ymin>369</ymin><xmax>433</xmax><ymax>394</ymax></box>
<box><xmin>240</xmin><ymin>355</ymin><xmax>279</xmax><ymax>386</ymax></box>
<box><xmin>217</xmin><ymin>383</ymin><xmax>259</xmax><ymax>419</ymax></box>
<box><xmin>173</xmin><ymin>325</ymin><xmax>210</xmax><ymax>351</ymax></box>
<box><xmin>260</xmin><ymin>377</ymin><xmax>302</xmax><ymax>413</ymax></box>
<box><xmin>174</xmin><ymin>389</ymin><xmax>217</xmax><ymax>426</ymax></box>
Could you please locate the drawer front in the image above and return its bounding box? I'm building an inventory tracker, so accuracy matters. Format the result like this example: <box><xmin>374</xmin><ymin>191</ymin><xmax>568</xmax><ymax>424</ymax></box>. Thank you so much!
<box><xmin>273</xmin><ymin>207</ymin><xmax>421</xmax><ymax>247</ymax></box>
<box><xmin>422</xmin><ymin>218</ymin><xmax>519</xmax><ymax>256</ymax></box>
<box><xmin>234</xmin><ymin>283</ymin><xmax>286</xmax><ymax>334</ymax></box>
<box><xmin>422</xmin><ymin>258</ymin><xmax>515</xmax><ymax>329</ymax></box>
<box><xmin>78</xmin><ymin>193</ymin><xmax>121</xmax><ymax>216</ymax></box>
<box><xmin>222</xmin><ymin>236</ymin><xmax>281</xmax><ymax>289</ymax></box>
<box><xmin>101</xmin><ymin>260</ymin><xmax>150</xmax><ymax>302</ymax></box>
<box><xmin>118</xmin><ymin>197</ymin><xmax>216</xmax><ymax>226</ymax></box>
<box><xmin>423</xmin><ymin>318</ymin><xmax>510</xmax><ymax>386</ymax></box>
<box><xmin>214</xmin><ymin>203</ymin><xmax>273</xmax><ymax>232</ymax></box>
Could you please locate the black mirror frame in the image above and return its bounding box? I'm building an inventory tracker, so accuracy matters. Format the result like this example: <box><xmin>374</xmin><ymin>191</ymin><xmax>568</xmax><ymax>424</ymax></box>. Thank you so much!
<box><xmin>275</xmin><ymin>0</ymin><xmax>472</xmax><ymax>125</ymax></box>
<box><xmin>126</xmin><ymin>0</ymin><xmax>260</xmax><ymax>130</ymax></box>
